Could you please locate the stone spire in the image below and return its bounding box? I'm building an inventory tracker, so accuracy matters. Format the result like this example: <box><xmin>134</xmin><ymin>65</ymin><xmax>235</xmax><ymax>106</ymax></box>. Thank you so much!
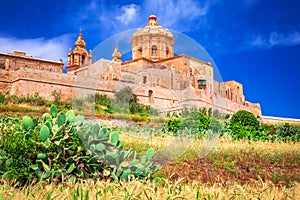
<box><xmin>112</xmin><ymin>44</ymin><xmax>122</xmax><ymax>62</ymax></box>
<box><xmin>75</xmin><ymin>33</ymin><xmax>86</xmax><ymax>49</ymax></box>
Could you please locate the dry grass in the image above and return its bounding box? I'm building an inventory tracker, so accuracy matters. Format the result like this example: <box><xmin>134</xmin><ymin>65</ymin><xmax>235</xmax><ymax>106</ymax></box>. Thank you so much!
<box><xmin>0</xmin><ymin>178</ymin><xmax>299</xmax><ymax>200</ymax></box>
<box><xmin>1</xmin><ymin>133</ymin><xmax>300</xmax><ymax>199</ymax></box>
<box><xmin>121</xmin><ymin>133</ymin><xmax>300</xmax><ymax>185</ymax></box>
<box><xmin>120</xmin><ymin>133</ymin><xmax>300</xmax><ymax>161</ymax></box>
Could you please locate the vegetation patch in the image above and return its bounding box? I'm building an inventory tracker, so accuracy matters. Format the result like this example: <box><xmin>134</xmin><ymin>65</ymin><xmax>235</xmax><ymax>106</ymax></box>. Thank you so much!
<box><xmin>0</xmin><ymin>105</ymin><xmax>158</xmax><ymax>186</ymax></box>
<box><xmin>1</xmin><ymin>94</ymin><xmax>300</xmax><ymax>198</ymax></box>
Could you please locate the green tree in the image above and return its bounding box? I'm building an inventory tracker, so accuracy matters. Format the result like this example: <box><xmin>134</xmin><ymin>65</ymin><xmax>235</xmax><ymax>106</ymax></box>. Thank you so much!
<box><xmin>181</xmin><ymin>109</ymin><xmax>211</xmax><ymax>132</ymax></box>
<box><xmin>230</xmin><ymin>110</ymin><xmax>260</xmax><ymax>130</ymax></box>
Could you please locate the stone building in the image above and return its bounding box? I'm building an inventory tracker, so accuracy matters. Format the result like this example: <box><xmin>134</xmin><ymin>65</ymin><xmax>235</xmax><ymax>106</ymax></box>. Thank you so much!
<box><xmin>0</xmin><ymin>14</ymin><xmax>261</xmax><ymax>116</ymax></box>
<box><xmin>0</xmin><ymin>51</ymin><xmax>63</xmax><ymax>72</ymax></box>
<box><xmin>69</xmin><ymin>14</ymin><xmax>261</xmax><ymax>115</ymax></box>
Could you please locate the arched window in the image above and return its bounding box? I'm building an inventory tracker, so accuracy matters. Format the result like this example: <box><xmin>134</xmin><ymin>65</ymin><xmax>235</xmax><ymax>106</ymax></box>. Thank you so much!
<box><xmin>189</xmin><ymin>67</ymin><xmax>194</xmax><ymax>78</ymax></box>
<box><xmin>152</xmin><ymin>45</ymin><xmax>157</xmax><ymax>56</ymax></box>
<box><xmin>148</xmin><ymin>90</ymin><xmax>154</xmax><ymax>103</ymax></box>
<box><xmin>166</xmin><ymin>47</ymin><xmax>169</xmax><ymax>57</ymax></box>
<box><xmin>82</xmin><ymin>55</ymin><xmax>85</xmax><ymax>65</ymax></box>
<box><xmin>138</xmin><ymin>47</ymin><xmax>142</xmax><ymax>58</ymax></box>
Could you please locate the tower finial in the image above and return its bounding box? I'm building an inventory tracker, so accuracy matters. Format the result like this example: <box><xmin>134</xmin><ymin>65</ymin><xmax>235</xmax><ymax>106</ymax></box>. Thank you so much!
<box><xmin>79</xmin><ymin>27</ymin><xmax>83</xmax><ymax>34</ymax></box>
<box><xmin>112</xmin><ymin>43</ymin><xmax>122</xmax><ymax>62</ymax></box>
<box><xmin>147</xmin><ymin>13</ymin><xmax>158</xmax><ymax>27</ymax></box>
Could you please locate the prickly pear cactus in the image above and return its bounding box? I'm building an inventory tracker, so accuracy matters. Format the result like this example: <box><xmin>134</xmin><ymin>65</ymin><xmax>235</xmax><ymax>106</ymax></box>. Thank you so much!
<box><xmin>0</xmin><ymin>105</ymin><xmax>158</xmax><ymax>185</ymax></box>
<box><xmin>78</xmin><ymin>121</ymin><xmax>158</xmax><ymax>180</ymax></box>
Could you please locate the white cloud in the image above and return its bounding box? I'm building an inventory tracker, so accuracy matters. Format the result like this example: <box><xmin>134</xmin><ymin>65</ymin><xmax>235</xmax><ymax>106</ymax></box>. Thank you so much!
<box><xmin>69</xmin><ymin>2</ymin><xmax>143</xmax><ymax>40</ymax></box>
<box><xmin>250</xmin><ymin>35</ymin><xmax>265</xmax><ymax>47</ymax></box>
<box><xmin>116</xmin><ymin>4</ymin><xmax>139</xmax><ymax>26</ymax></box>
<box><xmin>86</xmin><ymin>0</ymin><xmax>98</xmax><ymax>11</ymax></box>
<box><xmin>269</xmin><ymin>31</ymin><xmax>300</xmax><ymax>47</ymax></box>
<box><xmin>145</xmin><ymin>0</ymin><xmax>211</xmax><ymax>29</ymax></box>
<box><xmin>71</xmin><ymin>0</ymin><xmax>212</xmax><ymax>39</ymax></box>
<box><xmin>250</xmin><ymin>31</ymin><xmax>300</xmax><ymax>48</ymax></box>
<box><xmin>0</xmin><ymin>35</ymin><xmax>72</xmax><ymax>63</ymax></box>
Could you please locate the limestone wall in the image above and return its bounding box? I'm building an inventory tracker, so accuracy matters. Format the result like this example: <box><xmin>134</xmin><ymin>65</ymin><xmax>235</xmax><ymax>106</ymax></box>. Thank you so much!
<box><xmin>0</xmin><ymin>52</ymin><xmax>63</xmax><ymax>72</ymax></box>
<box><xmin>0</xmin><ymin>70</ymin><xmax>12</xmax><ymax>93</ymax></box>
<box><xmin>0</xmin><ymin>64</ymin><xmax>262</xmax><ymax>116</ymax></box>
<box><xmin>9</xmin><ymin>67</ymin><xmax>76</xmax><ymax>100</ymax></box>
<box><xmin>2</xmin><ymin>67</ymin><xmax>116</xmax><ymax>101</ymax></box>
<box><xmin>261</xmin><ymin>116</ymin><xmax>300</xmax><ymax>125</ymax></box>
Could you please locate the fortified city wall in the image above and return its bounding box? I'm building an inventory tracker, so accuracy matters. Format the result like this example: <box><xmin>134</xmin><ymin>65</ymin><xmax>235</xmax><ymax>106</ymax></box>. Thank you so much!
<box><xmin>0</xmin><ymin>63</ymin><xmax>261</xmax><ymax>116</ymax></box>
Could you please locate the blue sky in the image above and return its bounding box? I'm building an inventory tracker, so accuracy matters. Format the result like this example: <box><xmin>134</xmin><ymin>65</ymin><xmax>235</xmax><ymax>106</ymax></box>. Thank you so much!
<box><xmin>0</xmin><ymin>0</ymin><xmax>300</xmax><ymax>118</ymax></box>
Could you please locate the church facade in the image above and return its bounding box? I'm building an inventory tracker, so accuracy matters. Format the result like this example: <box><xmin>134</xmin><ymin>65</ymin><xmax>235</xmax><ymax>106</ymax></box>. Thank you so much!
<box><xmin>0</xmin><ymin>15</ymin><xmax>261</xmax><ymax>116</ymax></box>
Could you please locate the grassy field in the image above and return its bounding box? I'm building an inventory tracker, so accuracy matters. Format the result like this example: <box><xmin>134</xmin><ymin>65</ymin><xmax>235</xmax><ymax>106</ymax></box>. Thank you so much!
<box><xmin>121</xmin><ymin>133</ymin><xmax>300</xmax><ymax>184</ymax></box>
<box><xmin>0</xmin><ymin>103</ymin><xmax>299</xmax><ymax>199</ymax></box>
<box><xmin>1</xmin><ymin>134</ymin><xmax>299</xmax><ymax>199</ymax></box>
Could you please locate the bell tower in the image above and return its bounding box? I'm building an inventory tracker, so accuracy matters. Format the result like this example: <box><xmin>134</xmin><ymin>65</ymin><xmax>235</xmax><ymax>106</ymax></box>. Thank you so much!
<box><xmin>112</xmin><ymin>44</ymin><xmax>122</xmax><ymax>62</ymax></box>
<box><xmin>67</xmin><ymin>32</ymin><xmax>92</xmax><ymax>73</ymax></box>
<box><xmin>131</xmin><ymin>14</ymin><xmax>174</xmax><ymax>61</ymax></box>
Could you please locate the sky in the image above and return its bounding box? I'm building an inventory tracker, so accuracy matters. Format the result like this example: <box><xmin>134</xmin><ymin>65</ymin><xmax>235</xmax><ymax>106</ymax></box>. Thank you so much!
<box><xmin>0</xmin><ymin>0</ymin><xmax>300</xmax><ymax>118</ymax></box>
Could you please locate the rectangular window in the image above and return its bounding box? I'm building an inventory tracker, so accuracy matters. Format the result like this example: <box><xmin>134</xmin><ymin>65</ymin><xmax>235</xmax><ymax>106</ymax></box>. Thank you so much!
<box><xmin>143</xmin><ymin>76</ymin><xmax>147</xmax><ymax>84</ymax></box>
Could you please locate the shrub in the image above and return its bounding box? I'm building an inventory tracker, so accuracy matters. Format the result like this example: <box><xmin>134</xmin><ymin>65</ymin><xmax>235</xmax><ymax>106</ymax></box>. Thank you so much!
<box><xmin>130</xmin><ymin>114</ymin><xmax>150</xmax><ymax>123</ymax></box>
<box><xmin>164</xmin><ymin>109</ymin><xmax>224</xmax><ymax>135</ymax></box>
<box><xmin>181</xmin><ymin>109</ymin><xmax>211</xmax><ymax>132</ymax></box>
<box><xmin>230</xmin><ymin>110</ymin><xmax>260</xmax><ymax>130</ymax></box>
<box><xmin>165</xmin><ymin>118</ymin><xmax>182</xmax><ymax>133</ymax></box>
<box><xmin>0</xmin><ymin>116</ymin><xmax>37</xmax><ymax>184</ymax></box>
<box><xmin>229</xmin><ymin>123</ymin><xmax>267</xmax><ymax>141</ymax></box>
<box><xmin>113</xmin><ymin>87</ymin><xmax>136</xmax><ymax>108</ymax></box>
<box><xmin>85</xmin><ymin>94</ymin><xmax>112</xmax><ymax>109</ymax></box>
<box><xmin>275</xmin><ymin>123</ymin><xmax>300</xmax><ymax>142</ymax></box>
<box><xmin>51</xmin><ymin>90</ymin><xmax>61</xmax><ymax>105</ymax></box>
<box><xmin>113</xmin><ymin>87</ymin><xmax>156</xmax><ymax>116</ymax></box>
<box><xmin>73</xmin><ymin>98</ymin><xmax>84</xmax><ymax>110</ymax></box>
<box><xmin>2</xmin><ymin>93</ymin><xmax>47</xmax><ymax>106</ymax></box>
<box><xmin>95</xmin><ymin>94</ymin><xmax>112</xmax><ymax>108</ymax></box>
<box><xmin>210</xmin><ymin>118</ymin><xmax>223</xmax><ymax>133</ymax></box>
<box><xmin>227</xmin><ymin>110</ymin><xmax>266</xmax><ymax>141</ymax></box>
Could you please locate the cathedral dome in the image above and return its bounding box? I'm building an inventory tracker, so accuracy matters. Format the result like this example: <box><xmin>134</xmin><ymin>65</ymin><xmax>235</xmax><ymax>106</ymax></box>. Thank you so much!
<box><xmin>148</xmin><ymin>14</ymin><xmax>157</xmax><ymax>20</ymax></box>
<box><xmin>131</xmin><ymin>14</ymin><xmax>175</xmax><ymax>61</ymax></box>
